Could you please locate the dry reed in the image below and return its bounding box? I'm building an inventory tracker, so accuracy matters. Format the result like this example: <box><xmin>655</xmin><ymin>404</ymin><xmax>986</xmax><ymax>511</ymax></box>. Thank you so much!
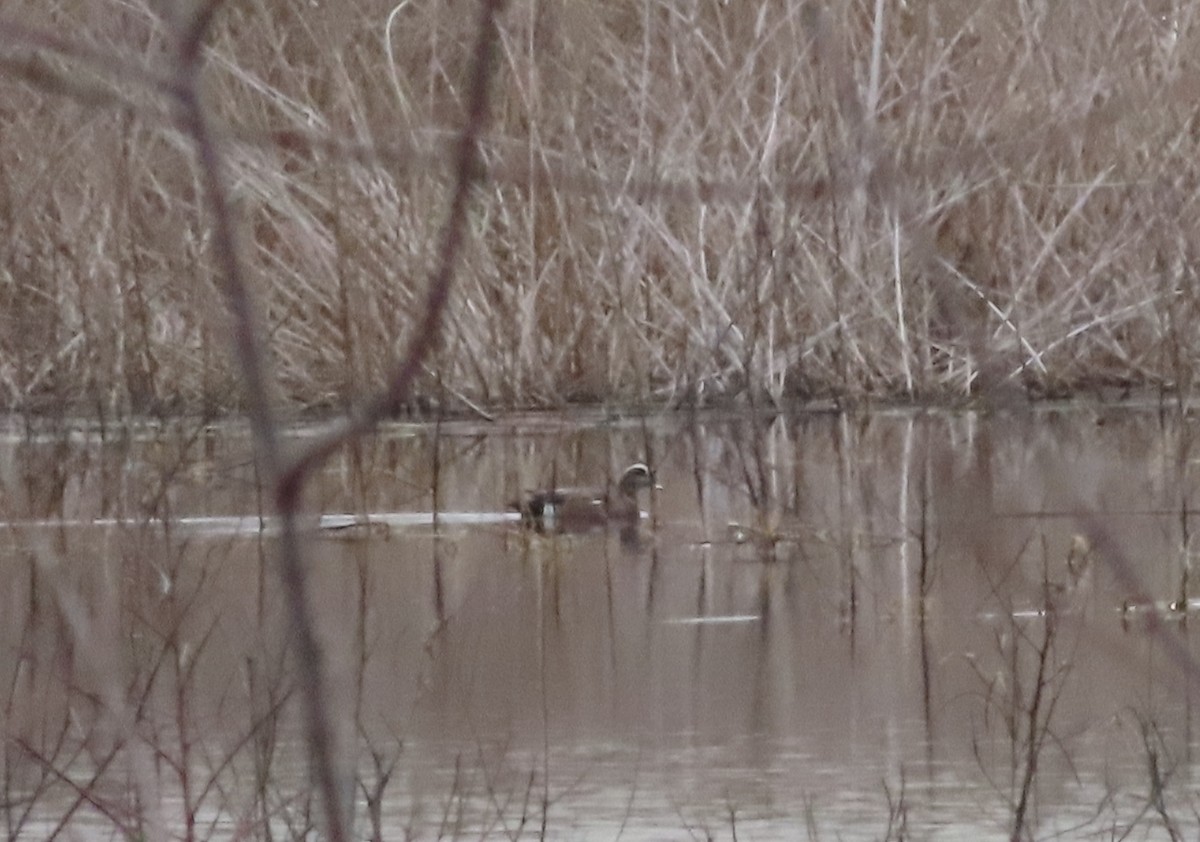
<box><xmin>0</xmin><ymin>1</ymin><xmax>1195</xmax><ymax>415</ymax></box>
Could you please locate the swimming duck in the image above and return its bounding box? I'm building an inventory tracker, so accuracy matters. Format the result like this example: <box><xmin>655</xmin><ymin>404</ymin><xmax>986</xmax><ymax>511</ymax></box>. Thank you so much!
<box><xmin>510</xmin><ymin>462</ymin><xmax>658</xmax><ymax>530</ymax></box>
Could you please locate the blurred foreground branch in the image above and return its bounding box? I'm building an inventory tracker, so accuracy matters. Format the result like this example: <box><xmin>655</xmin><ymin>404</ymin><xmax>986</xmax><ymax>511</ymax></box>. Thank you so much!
<box><xmin>162</xmin><ymin>0</ymin><xmax>505</xmax><ymax>839</ymax></box>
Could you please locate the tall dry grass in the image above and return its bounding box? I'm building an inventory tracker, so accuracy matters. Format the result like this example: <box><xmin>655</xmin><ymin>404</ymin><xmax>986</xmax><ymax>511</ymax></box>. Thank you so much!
<box><xmin>0</xmin><ymin>0</ymin><xmax>1196</xmax><ymax>415</ymax></box>
<box><xmin>8</xmin><ymin>4</ymin><xmax>1200</xmax><ymax>840</ymax></box>
<box><xmin>3</xmin><ymin>3</ymin><xmax>508</xmax><ymax>840</ymax></box>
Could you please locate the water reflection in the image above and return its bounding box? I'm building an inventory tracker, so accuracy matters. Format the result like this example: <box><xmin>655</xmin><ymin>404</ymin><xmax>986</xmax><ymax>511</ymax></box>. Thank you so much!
<box><xmin>1</xmin><ymin>408</ymin><xmax>1200</xmax><ymax>839</ymax></box>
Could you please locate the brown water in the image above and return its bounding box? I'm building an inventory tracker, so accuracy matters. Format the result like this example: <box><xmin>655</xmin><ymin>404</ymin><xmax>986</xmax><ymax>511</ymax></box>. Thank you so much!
<box><xmin>3</xmin><ymin>407</ymin><xmax>1200</xmax><ymax>840</ymax></box>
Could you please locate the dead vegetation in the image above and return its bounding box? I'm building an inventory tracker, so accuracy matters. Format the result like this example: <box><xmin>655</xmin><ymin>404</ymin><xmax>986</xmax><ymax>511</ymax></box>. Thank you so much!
<box><xmin>5</xmin><ymin>1</ymin><xmax>1200</xmax><ymax>839</ymax></box>
<box><xmin>1</xmin><ymin>1</ymin><xmax>1198</xmax><ymax>415</ymax></box>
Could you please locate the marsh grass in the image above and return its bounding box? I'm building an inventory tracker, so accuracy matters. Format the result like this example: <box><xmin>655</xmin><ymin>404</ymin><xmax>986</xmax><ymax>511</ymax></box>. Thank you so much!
<box><xmin>7</xmin><ymin>0</ymin><xmax>1200</xmax><ymax>839</ymax></box>
<box><xmin>1</xmin><ymin>1</ymin><xmax>1198</xmax><ymax>415</ymax></box>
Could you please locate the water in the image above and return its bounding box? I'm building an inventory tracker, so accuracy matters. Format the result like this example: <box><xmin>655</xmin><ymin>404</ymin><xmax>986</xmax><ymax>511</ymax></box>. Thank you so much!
<box><xmin>2</xmin><ymin>406</ymin><xmax>1199</xmax><ymax>839</ymax></box>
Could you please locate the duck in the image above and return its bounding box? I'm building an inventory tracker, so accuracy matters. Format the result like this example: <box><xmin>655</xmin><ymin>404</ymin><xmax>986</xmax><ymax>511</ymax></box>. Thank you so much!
<box><xmin>509</xmin><ymin>462</ymin><xmax>659</xmax><ymax>530</ymax></box>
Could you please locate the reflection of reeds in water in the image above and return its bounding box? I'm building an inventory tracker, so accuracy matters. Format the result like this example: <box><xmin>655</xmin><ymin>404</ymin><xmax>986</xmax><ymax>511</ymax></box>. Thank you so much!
<box><xmin>9</xmin><ymin>412</ymin><xmax>1200</xmax><ymax>836</ymax></box>
<box><xmin>7</xmin><ymin>0</ymin><xmax>1200</xmax><ymax>835</ymax></box>
<box><xmin>964</xmin><ymin>537</ymin><xmax>1084</xmax><ymax>841</ymax></box>
<box><xmin>958</xmin><ymin>395</ymin><xmax>1200</xmax><ymax>839</ymax></box>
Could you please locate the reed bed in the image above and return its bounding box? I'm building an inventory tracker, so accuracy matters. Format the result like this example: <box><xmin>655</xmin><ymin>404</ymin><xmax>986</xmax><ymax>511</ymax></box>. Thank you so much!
<box><xmin>0</xmin><ymin>0</ymin><xmax>1195</xmax><ymax>415</ymax></box>
<box><xmin>4</xmin><ymin>3</ymin><xmax>1200</xmax><ymax>840</ymax></box>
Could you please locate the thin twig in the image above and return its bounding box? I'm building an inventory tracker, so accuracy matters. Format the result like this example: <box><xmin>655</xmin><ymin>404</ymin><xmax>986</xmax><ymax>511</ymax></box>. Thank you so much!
<box><xmin>166</xmin><ymin>1</ymin><xmax>348</xmax><ymax>839</ymax></box>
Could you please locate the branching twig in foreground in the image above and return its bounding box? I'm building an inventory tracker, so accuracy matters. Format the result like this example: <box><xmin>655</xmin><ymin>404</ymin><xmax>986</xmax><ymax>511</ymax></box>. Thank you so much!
<box><xmin>169</xmin><ymin>1</ymin><xmax>503</xmax><ymax>840</ymax></box>
<box><xmin>167</xmin><ymin>0</ymin><xmax>358</xmax><ymax>836</ymax></box>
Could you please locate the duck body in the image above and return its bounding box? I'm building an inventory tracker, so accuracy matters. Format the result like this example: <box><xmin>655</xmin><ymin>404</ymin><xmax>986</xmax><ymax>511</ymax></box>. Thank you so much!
<box><xmin>510</xmin><ymin>462</ymin><xmax>657</xmax><ymax>531</ymax></box>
